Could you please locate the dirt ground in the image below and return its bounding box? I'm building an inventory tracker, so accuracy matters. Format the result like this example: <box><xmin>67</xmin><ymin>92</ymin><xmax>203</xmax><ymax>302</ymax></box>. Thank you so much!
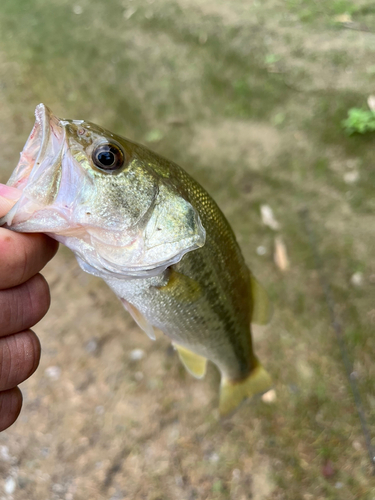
<box><xmin>0</xmin><ymin>0</ymin><xmax>375</xmax><ymax>499</ymax></box>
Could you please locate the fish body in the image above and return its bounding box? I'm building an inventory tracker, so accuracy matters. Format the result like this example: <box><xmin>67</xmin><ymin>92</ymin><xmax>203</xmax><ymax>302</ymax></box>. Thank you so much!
<box><xmin>1</xmin><ymin>104</ymin><xmax>272</xmax><ymax>414</ymax></box>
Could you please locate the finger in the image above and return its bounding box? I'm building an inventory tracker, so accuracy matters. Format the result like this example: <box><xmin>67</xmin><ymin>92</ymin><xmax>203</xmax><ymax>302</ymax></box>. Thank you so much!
<box><xmin>0</xmin><ymin>184</ymin><xmax>21</xmax><ymax>218</ymax></box>
<box><xmin>0</xmin><ymin>330</ymin><xmax>41</xmax><ymax>391</ymax></box>
<box><xmin>0</xmin><ymin>229</ymin><xmax>58</xmax><ymax>290</ymax></box>
<box><xmin>0</xmin><ymin>387</ymin><xmax>22</xmax><ymax>432</ymax></box>
<box><xmin>0</xmin><ymin>274</ymin><xmax>51</xmax><ymax>337</ymax></box>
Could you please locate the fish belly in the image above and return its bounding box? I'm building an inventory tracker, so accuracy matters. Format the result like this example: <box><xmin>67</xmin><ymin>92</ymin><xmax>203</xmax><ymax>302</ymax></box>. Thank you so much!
<box><xmin>106</xmin><ymin>249</ymin><xmax>255</xmax><ymax>382</ymax></box>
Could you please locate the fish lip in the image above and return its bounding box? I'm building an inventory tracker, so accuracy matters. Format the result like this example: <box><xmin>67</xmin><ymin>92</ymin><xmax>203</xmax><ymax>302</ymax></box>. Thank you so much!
<box><xmin>0</xmin><ymin>104</ymin><xmax>67</xmax><ymax>229</ymax></box>
<box><xmin>7</xmin><ymin>103</ymin><xmax>51</xmax><ymax>191</ymax></box>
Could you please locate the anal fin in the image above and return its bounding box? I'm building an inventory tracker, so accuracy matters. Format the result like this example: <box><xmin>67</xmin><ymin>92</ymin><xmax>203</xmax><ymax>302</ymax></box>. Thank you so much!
<box><xmin>174</xmin><ymin>344</ymin><xmax>207</xmax><ymax>379</ymax></box>
<box><xmin>219</xmin><ymin>362</ymin><xmax>272</xmax><ymax>416</ymax></box>
<box><xmin>121</xmin><ymin>299</ymin><xmax>156</xmax><ymax>340</ymax></box>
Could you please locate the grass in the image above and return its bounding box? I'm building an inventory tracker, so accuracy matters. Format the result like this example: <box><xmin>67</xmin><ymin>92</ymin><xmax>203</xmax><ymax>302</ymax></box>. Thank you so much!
<box><xmin>0</xmin><ymin>0</ymin><xmax>375</xmax><ymax>499</ymax></box>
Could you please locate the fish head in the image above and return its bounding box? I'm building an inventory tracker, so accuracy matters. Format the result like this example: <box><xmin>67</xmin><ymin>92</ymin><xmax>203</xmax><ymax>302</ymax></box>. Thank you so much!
<box><xmin>1</xmin><ymin>104</ymin><xmax>205</xmax><ymax>278</ymax></box>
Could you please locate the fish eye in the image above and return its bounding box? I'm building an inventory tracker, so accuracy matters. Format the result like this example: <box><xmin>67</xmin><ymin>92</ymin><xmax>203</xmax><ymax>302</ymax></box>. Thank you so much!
<box><xmin>92</xmin><ymin>143</ymin><xmax>125</xmax><ymax>172</ymax></box>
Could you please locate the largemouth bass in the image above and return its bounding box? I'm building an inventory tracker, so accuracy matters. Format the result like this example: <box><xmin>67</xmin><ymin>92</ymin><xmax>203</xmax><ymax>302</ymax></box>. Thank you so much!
<box><xmin>0</xmin><ymin>104</ymin><xmax>272</xmax><ymax>415</ymax></box>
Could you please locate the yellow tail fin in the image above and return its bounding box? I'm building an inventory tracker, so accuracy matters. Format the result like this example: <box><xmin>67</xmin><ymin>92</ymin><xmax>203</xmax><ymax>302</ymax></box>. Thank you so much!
<box><xmin>219</xmin><ymin>363</ymin><xmax>272</xmax><ymax>416</ymax></box>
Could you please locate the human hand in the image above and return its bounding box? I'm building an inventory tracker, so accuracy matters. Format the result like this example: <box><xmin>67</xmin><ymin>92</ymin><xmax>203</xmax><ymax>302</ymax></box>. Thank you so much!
<box><xmin>0</xmin><ymin>184</ymin><xmax>58</xmax><ymax>431</ymax></box>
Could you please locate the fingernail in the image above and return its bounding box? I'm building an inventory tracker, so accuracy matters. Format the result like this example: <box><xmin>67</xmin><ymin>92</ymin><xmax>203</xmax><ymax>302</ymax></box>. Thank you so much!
<box><xmin>0</xmin><ymin>183</ymin><xmax>22</xmax><ymax>201</ymax></box>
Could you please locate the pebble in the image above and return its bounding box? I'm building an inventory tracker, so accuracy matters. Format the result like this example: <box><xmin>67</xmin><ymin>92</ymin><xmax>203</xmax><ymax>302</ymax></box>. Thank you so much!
<box><xmin>352</xmin><ymin>440</ymin><xmax>362</xmax><ymax>451</ymax></box>
<box><xmin>209</xmin><ymin>452</ymin><xmax>220</xmax><ymax>463</ymax></box>
<box><xmin>4</xmin><ymin>477</ymin><xmax>16</xmax><ymax>495</ymax></box>
<box><xmin>72</xmin><ymin>5</ymin><xmax>83</xmax><ymax>15</ymax></box>
<box><xmin>45</xmin><ymin>366</ymin><xmax>62</xmax><ymax>381</ymax></box>
<box><xmin>85</xmin><ymin>338</ymin><xmax>98</xmax><ymax>354</ymax></box>
<box><xmin>0</xmin><ymin>446</ymin><xmax>10</xmax><ymax>462</ymax></box>
<box><xmin>232</xmin><ymin>468</ymin><xmax>241</xmax><ymax>480</ymax></box>
<box><xmin>262</xmin><ymin>389</ymin><xmax>277</xmax><ymax>403</ymax></box>
<box><xmin>256</xmin><ymin>245</ymin><xmax>267</xmax><ymax>255</ymax></box>
<box><xmin>52</xmin><ymin>483</ymin><xmax>64</xmax><ymax>493</ymax></box>
<box><xmin>130</xmin><ymin>349</ymin><xmax>145</xmax><ymax>361</ymax></box>
<box><xmin>344</xmin><ymin>171</ymin><xmax>359</xmax><ymax>184</ymax></box>
<box><xmin>350</xmin><ymin>272</ymin><xmax>363</xmax><ymax>287</ymax></box>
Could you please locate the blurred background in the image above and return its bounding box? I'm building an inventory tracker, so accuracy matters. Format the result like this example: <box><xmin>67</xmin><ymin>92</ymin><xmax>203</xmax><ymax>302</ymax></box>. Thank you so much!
<box><xmin>0</xmin><ymin>0</ymin><xmax>375</xmax><ymax>498</ymax></box>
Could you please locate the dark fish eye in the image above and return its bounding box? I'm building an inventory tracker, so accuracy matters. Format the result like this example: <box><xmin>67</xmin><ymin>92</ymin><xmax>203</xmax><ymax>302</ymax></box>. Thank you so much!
<box><xmin>92</xmin><ymin>143</ymin><xmax>125</xmax><ymax>171</ymax></box>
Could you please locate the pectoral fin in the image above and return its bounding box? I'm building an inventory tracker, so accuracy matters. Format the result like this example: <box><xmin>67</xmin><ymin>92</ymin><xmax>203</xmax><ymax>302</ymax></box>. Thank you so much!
<box><xmin>157</xmin><ymin>268</ymin><xmax>202</xmax><ymax>303</ymax></box>
<box><xmin>121</xmin><ymin>299</ymin><xmax>156</xmax><ymax>340</ymax></box>
<box><xmin>174</xmin><ymin>344</ymin><xmax>207</xmax><ymax>379</ymax></box>
<box><xmin>250</xmin><ymin>275</ymin><xmax>272</xmax><ymax>325</ymax></box>
<box><xmin>219</xmin><ymin>362</ymin><xmax>272</xmax><ymax>416</ymax></box>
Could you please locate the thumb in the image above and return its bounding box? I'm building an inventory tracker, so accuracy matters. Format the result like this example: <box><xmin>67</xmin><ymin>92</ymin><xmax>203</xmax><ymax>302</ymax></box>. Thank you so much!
<box><xmin>0</xmin><ymin>184</ymin><xmax>22</xmax><ymax>218</ymax></box>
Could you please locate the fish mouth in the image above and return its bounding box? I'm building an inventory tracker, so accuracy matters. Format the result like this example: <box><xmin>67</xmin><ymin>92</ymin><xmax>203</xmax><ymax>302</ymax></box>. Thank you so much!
<box><xmin>7</xmin><ymin>103</ymin><xmax>54</xmax><ymax>191</ymax></box>
<box><xmin>0</xmin><ymin>104</ymin><xmax>68</xmax><ymax>230</ymax></box>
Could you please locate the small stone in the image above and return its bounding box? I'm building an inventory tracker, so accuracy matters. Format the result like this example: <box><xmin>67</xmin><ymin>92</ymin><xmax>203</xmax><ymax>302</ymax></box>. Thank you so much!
<box><xmin>130</xmin><ymin>349</ymin><xmax>145</xmax><ymax>361</ymax></box>
<box><xmin>256</xmin><ymin>246</ymin><xmax>267</xmax><ymax>256</ymax></box>
<box><xmin>350</xmin><ymin>272</ymin><xmax>363</xmax><ymax>287</ymax></box>
<box><xmin>45</xmin><ymin>366</ymin><xmax>61</xmax><ymax>381</ymax></box>
<box><xmin>123</xmin><ymin>7</ymin><xmax>137</xmax><ymax>20</ymax></box>
<box><xmin>0</xmin><ymin>446</ymin><xmax>10</xmax><ymax>461</ymax></box>
<box><xmin>344</xmin><ymin>171</ymin><xmax>359</xmax><ymax>184</ymax></box>
<box><xmin>4</xmin><ymin>477</ymin><xmax>16</xmax><ymax>495</ymax></box>
<box><xmin>85</xmin><ymin>339</ymin><xmax>98</xmax><ymax>354</ymax></box>
<box><xmin>52</xmin><ymin>483</ymin><xmax>64</xmax><ymax>493</ymax></box>
<box><xmin>209</xmin><ymin>452</ymin><xmax>219</xmax><ymax>463</ymax></box>
<box><xmin>352</xmin><ymin>440</ymin><xmax>362</xmax><ymax>451</ymax></box>
<box><xmin>232</xmin><ymin>469</ymin><xmax>241</xmax><ymax>480</ymax></box>
<box><xmin>72</xmin><ymin>5</ymin><xmax>83</xmax><ymax>15</ymax></box>
<box><xmin>262</xmin><ymin>389</ymin><xmax>276</xmax><ymax>403</ymax></box>
<box><xmin>335</xmin><ymin>482</ymin><xmax>343</xmax><ymax>489</ymax></box>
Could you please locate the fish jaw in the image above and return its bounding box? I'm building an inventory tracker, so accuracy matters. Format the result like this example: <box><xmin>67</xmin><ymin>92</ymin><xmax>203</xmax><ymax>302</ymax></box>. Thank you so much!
<box><xmin>0</xmin><ymin>103</ymin><xmax>74</xmax><ymax>232</ymax></box>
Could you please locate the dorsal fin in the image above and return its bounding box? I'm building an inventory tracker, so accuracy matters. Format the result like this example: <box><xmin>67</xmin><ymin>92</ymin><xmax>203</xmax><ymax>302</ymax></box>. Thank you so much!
<box><xmin>121</xmin><ymin>299</ymin><xmax>156</xmax><ymax>340</ymax></box>
<box><xmin>250</xmin><ymin>275</ymin><xmax>272</xmax><ymax>325</ymax></box>
<box><xmin>173</xmin><ymin>344</ymin><xmax>207</xmax><ymax>379</ymax></box>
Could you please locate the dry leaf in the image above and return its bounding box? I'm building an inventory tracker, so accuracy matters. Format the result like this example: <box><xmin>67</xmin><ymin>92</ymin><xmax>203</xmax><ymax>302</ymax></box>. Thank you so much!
<box><xmin>274</xmin><ymin>236</ymin><xmax>289</xmax><ymax>271</ymax></box>
<box><xmin>260</xmin><ymin>204</ymin><xmax>280</xmax><ymax>230</ymax></box>
<box><xmin>333</xmin><ymin>13</ymin><xmax>352</xmax><ymax>23</ymax></box>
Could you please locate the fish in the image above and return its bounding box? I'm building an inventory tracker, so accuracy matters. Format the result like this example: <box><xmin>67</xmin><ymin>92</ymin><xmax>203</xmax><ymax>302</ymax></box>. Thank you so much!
<box><xmin>0</xmin><ymin>104</ymin><xmax>272</xmax><ymax>415</ymax></box>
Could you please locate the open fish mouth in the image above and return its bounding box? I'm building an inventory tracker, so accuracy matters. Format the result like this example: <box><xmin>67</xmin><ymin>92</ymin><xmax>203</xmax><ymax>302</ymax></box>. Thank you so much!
<box><xmin>7</xmin><ymin>104</ymin><xmax>57</xmax><ymax>191</ymax></box>
<box><xmin>0</xmin><ymin>104</ymin><xmax>69</xmax><ymax>230</ymax></box>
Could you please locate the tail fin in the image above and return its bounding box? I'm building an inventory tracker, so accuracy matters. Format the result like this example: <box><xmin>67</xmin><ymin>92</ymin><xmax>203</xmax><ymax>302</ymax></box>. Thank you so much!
<box><xmin>219</xmin><ymin>363</ymin><xmax>272</xmax><ymax>416</ymax></box>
